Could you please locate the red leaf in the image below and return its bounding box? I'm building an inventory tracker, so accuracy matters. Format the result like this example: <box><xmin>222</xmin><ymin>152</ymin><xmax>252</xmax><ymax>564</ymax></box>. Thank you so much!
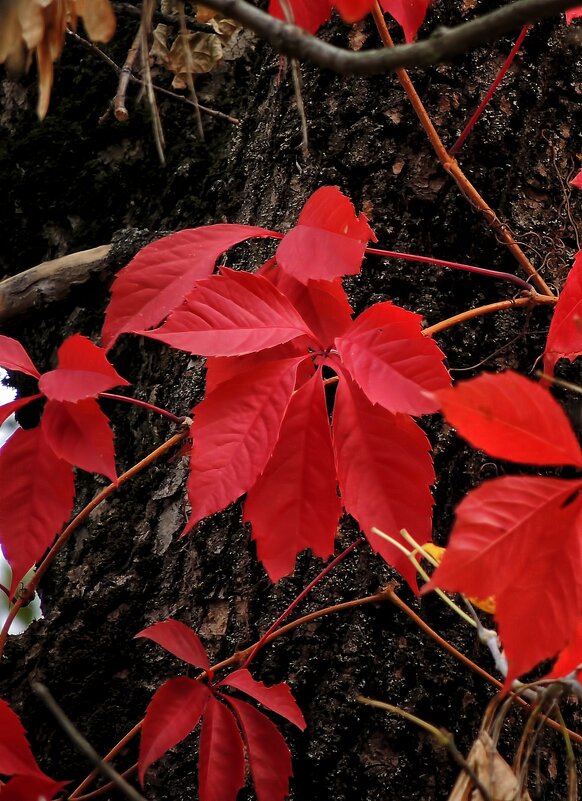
<box><xmin>379</xmin><ymin>0</ymin><xmax>431</xmax><ymax>42</ymax></box>
<box><xmin>0</xmin><ymin>699</ymin><xmax>46</xmax><ymax>777</ymax></box>
<box><xmin>332</xmin><ymin>374</ymin><xmax>434</xmax><ymax>591</ymax></box>
<box><xmin>566</xmin><ymin>5</ymin><xmax>582</xmax><ymax>22</ymax></box>
<box><xmin>0</xmin><ymin>395</ymin><xmax>41</xmax><ymax>427</ymax></box>
<box><xmin>544</xmin><ymin>250</ymin><xmax>582</xmax><ymax>376</ymax></box>
<box><xmin>265</xmin><ymin>267</ymin><xmax>353</xmax><ymax>348</ymax></box>
<box><xmin>0</xmin><ymin>427</ymin><xmax>75</xmax><ymax>595</ymax></box>
<box><xmin>142</xmin><ymin>269</ymin><xmax>315</xmax><ymax>356</ymax></box>
<box><xmin>205</xmin><ymin>339</ymin><xmax>313</xmax><ymax>395</ymax></box>
<box><xmin>548</xmin><ymin>619</ymin><xmax>582</xmax><ymax>679</ymax></box>
<box><xmin>102</xmin><ymin>225</ymin><xmax>277</xmax><ymax>350</ymax></box>
<box><xmin>336</xmin><ymin>302</ymin><xmax>449</xmax><ymax>415</ymax></box>
<box><xmin>40</xmin><ymin>335</ymin><xmax>129</xmax><ymax>402</ymax></box>
<box><xmin>0</xmin><ymin>774</ymin><xmax>66</xmax><ymax>801</ymax></box>
<box><xmin>267</xmin><ymin>0</ymin><xmax>332</xmax><ymax>31</ymax></box>
<box><xmin>198</xmin><ymin>696</ymin><xmax>245</xmax><ymax>801</ymax></box>
<box><xmin>185</xmin><ymin>358</ymin><xmax>300</xmax><ymax>532</ymax></box>
<box><xmin>135</xmin><ymin>619</ymin><xmax>210</xmax><ymax>670</ymax></box>
<box><xmin>243</xmin><ymin>372</ymin><xmax>341</xmax><ymax>581</ymax></box>
<box><xmin>424</xmin><ymin>476</ymin><xmax>582</xmax><ymax>685</ymax></box>
<box><xmin>227</xmin><ymin>697</ymin><xmax>293</xmax><ymax>801</ymax></box>
<box><xmin>219</xmin><ymin>669</ymin><xmax>306</xmax><ymax>730</ymax></box>
<box><xmin>41</xmin><ymin>399</ymin><xmax>117</xmax><ymax>481</ymax></box>
<box><xmin>570</xmin><ymin>169</ymin><xmax>582</xmax><ymax>189</ymax></box>
<box><xmin>335</xmin><ymin>0</ymin><xmax>376</xmax><ymax>22</ymax></box>
<box><xmin>276</xmin><ymin>187</ymin><xmax>375</xmax><ymax>283</ymax></box>
<box><xmin>435</xmin><ymin>371</ymin><xmax>582</xmax><ymax>468</ymax></box>
<box><xmin>0</xmin><ymin>336</ymin><xmax>40</xmax><ymax>379</ymax></box>
<box><xmin>139</xmin><ymin>677</ymin><xmax>211</xmax><ymax>784</ymax></box>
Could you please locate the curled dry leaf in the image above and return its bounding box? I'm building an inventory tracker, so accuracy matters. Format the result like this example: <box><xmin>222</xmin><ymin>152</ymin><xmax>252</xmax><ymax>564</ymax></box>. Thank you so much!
<box><xmin>0</xmin><ymin>0</ymin><xmax>115</xmax><ymax>117</ymax></box>
<box><xmin>448</xmin><ymin>731</ymin><xmax>531</xmax><ymax>801</ymax></box>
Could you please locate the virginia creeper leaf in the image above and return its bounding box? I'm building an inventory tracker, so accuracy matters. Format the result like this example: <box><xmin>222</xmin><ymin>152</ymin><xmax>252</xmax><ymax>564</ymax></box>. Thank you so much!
<box><xmin>380</xmin><ymin>0</ymin><xmax>431</xmax><ymax>41</ymax></box>
<box><xmin>40</xmin><ymin>334</ymin><xmax>129</xmax><ymax>402</ymax></box>
<box><xmin>267</xmin><ymin>0</ymin><xmax>332</xmax><ymax>31</ymax></box>
<box><xmin>435</xmin><ymin>370</ymin><xmax>582</xmax><ymax>468</ymax></box>
<box><xmin>332</xmin><ymin>373</ymin><xmax>434</xmax><ymax>591</ymax></box>
<box><xmin>566</xmin><ymin>6</ymin><xmax>582</xmax><ymax>22</ymax></box>
<box><xmin>243</xmin><ymin>372</ymin><xmax>341</xmax><ymax>581</ymax></box>
<box><xmin>139</xmin><ymin>677</ymin><xmax>211</xmax><ymax>784</ymax></box>
<box><xmin>185</xmin><ymin>358</ymin><xmax>300</xmax><ymax>532</ymax></box>
<box><xmin>0</xmin><ymin>427</ymin><xmax>75</xmax><ymax>595</ymax></box>
<box><xmin>0</xmin><ymin>774</ymin><xmax>66</xmax><ymax>801</ymax></box>
<box><xmin>548</xmin><ymin>619</ymin><xmax>582</xmax><ymax>679</ymax></box>
<box><xmin>41</xmin><ymin>399</ymin><xmax>117</xmax><ymax>481</ymax></box>
<box><xmin>336</xmin><ymin>301</ymin><xmax>449</xmax><ymax>415</ymax></box>
<box><xmin>219</xmin><ymin>669</ymin><xmax>306</xmax><ymax>730</ymax></box>
<box><xmin>0</xmin><ymin>336</ymin><xmax>40</xmax><ymax>378</ymax></box>
<box><xmin>570</xmin><ymin>169</ymin><xmax>582</xmax><ymax>189</ymax></box>
<box><xmin>335</xmin><ymin>0</ymin><xmax>376</xmax><ymax>22</ymax></box>
<box><xmin>0</xmin><ymin>394</ymin><xmax>42</xmax><ymax>427</ymax></box>
<box><xmin>264</xmin><ymin>267</ymin><xmax>353</xmax><ymax>348</ymax></box>
<box><xmin>227</xmin><ymin>697</ymin><xmax>293</xmax><ymax>801</ymax></box>
<box><xmin>0</xmin><ymin>699</ymin><xmax>46</xmax><ymax>777</ymax></box>
<box><xmin>198</xmin><ymin>696</ymin><xmax>245</xmax><ymax>801</ymax></box>
<box><xmin>102</xmin><ymin>225</ymin><xmax>277</xmax><ymax>350</ymax></box>
<box><xmin>135</xmin><ymin>619</ymin><xmax>210</xmax><ymax>670</ymax></box>
<box><xmin>141</xmin><ymin>268</ymin><xmax>315</xmax><ymax>356</ymax></box>
<box><xmin>276</xmin><ymin>187</ymin><xmax>375</xmax><ymax>283</ymax></box>
<box><xmin>424</xmin><ymin>476</ymin><xmax>582</xmax><ymax>685</ymax></box>
<box><xmin>544</xmin><ymin>250</ymin><xmax>582</xmax><ymax>376</ymax></box>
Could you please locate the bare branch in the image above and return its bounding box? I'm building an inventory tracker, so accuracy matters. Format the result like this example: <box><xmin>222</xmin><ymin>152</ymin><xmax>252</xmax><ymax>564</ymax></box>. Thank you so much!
<box><xmin>194</xmin><ymin>0</ymin><xmax>581</xmax><ymax>74</ymax></box>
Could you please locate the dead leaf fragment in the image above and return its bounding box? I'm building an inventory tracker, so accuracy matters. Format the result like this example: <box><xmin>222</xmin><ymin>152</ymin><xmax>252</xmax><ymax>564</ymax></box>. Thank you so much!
<box><xmin>449</xmin><ymin>732</ymin><xmax>532</xmax><ymax>801</ymax></box>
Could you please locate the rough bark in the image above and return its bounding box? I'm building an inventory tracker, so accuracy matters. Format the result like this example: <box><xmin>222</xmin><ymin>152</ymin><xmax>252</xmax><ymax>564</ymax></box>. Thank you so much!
<box><xmin>0</xmin><ymin>5</ymin><xmax>581</xmax><ymax>801</ymax></box>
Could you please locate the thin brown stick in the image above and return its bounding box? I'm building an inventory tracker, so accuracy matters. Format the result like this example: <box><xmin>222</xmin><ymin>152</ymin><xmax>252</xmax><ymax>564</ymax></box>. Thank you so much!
<box><xmin>70</xmin><ymin>765</ymin><xmax>138</xmax><ymax>801</ymax></box>
<box><xmin>422</xmin><ymin>293</ymin><xmax>556</xmax><ymax>337</ymax></box>
<box><xmin>114</xmin><ymin>31</ymin><xmax>142</xmax><ymax>121</ymax></box>
<box><xmin>370</xmin><ymin>4</ymin><xmax>554</xmax><ymax>298</ymax></box>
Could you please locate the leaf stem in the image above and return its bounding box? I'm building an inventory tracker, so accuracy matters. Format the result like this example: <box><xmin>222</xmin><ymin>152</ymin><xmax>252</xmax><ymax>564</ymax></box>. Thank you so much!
<box><xmin>99</xmin><ymin>392</ymin><xmax>186</xmax><ymax>424</ymax></box>
<box><xmin>371</xmin><ymin>3</ymin><xmax>554</xmax><ymax>298</ymax></box>
<box><xmin>0</xmin><ymin>429</ymin><xmax>190</xmax><ymax>660</ymax></box>
<box><xmin>364</xmin><ymin>246</ymin><xmax>533</xmax><ymax>292</ymax></box>
<box><xmin>449</xmin><ymin>25</ymin><xmax>531</xmax><ymax>155</ymax></box>
<box><xmin>422</xmin><ymin>293</ymin><xmax>556</xmax><ymax>337</ymax></box>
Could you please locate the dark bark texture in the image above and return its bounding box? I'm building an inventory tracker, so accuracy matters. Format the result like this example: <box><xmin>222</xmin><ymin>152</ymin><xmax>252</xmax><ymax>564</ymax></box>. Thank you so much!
<box><xmin>0</xmin><ymin>4</ymin><xmax>581</xmax><ymax>801</ymax></box>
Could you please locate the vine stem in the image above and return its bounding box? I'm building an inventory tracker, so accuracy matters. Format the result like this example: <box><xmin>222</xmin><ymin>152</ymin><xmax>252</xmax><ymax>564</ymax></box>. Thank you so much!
<box><xmin>98</xmin><ymin>392</ymin><xmax>186</xmax><ymax>425</ymax></box>
<box><xmin>371</xmin><ymin>3</ymin><xmax>554</xmax><ymax>298</ymax></box>
<box><xmin>0</xmin><ymin>429</ymin><xmax>190</xmax><ymax>658</ymax></box>
<box><xmin>242</xmin><ymin>536</ymin><xmax>366</xmax><ymax>669</ymax></box>
<box><xmin>422</xmin><ymin>293</ymin><xmax>556</xmax><ymax>337</ymax></box>
<box><xmin>365</xmin><ymin>246</ymin><xmax>533</xmax><ymax>292</ymax></box>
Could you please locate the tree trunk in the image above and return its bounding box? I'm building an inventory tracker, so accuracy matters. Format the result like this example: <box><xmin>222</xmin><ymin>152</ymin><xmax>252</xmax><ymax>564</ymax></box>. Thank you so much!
<box><xmin>0</xmin><ymin>6</ymin><xmax>580</xmax><ymax>801</ymax></box>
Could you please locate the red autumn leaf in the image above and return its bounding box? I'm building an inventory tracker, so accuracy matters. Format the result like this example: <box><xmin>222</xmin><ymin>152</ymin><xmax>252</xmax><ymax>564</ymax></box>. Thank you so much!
<box><xmin>219</xmin><ymin>669</ymin><xmax>306</xmax><ymax>730</ymax></box>
<box><xmin>336</xmin><ymin>301</ymin><xmax>449</xmax><ymax>415</ymax></box>
<box><xmin>205</xmin><ymin>339</ymin><xmax>313</xmax><ymax>395</ymax></box>
<box><xmin>548</xmin><ymin>619</ymin><xmax>582</xmax><ymax>679</ymax></box>
<box><xmin>267</xmin><ymin>0</ymin><xmax>332</xmax><ymax>31</ymax></box>
<box><xmin>102</xmin><ymin>225</ymin><xmax>278</xmax><ymax>350</ymax></box>
<box><xmin>435</xmin><ymin>370</ymin><xmax>582</xmax><ymax>468</ymax></box>
<box><xmin>243</xmin><ymin>372</ymin><xmax>341</xmax><ymax>581</ymax></box>
<box><xmin>332</xmin><ymin>373</ymin><xmax>434</xmax><ymax>591</ymax></box>
<box><xmin>227</xmin><ymin>697</ymin><xmax>293</xmax><ymax>801</ymax></box>
<box><xmin>544</xmin><ymin>250</ymin><xmax>582</xmax><ymax>376</ymax></box>
<box><xmin>335</xmin><ymin>0</ymin><xmax>376</xmax><ymax>22</ymax></box>
<box><xmin>135</xmin><ymin>619</ymin><xmax>210</xmax><ymax>670</ymax></box>
<box><xmin>0</xmin><ymin>774</ymin><xmax>66</xmax><ymax>801</ymax></box>
<box><xmin>141</xmin><ymin>269</ymin><xmax>316</xmax><ymax>356</ymax></box>
<box><xmin>41</xmin><ymin>399</ymin><xmax>117</xmax><ymax>481</ymax></box>
<box><xmin>424</xmin><ymin>476</ymin><xmax>582</xmax><ymax>685</ymax></box>
<box><xmin>0</xmin><ymin>427</ymin><xmax>75</xmax><ymax>595</ymax></box>
<box><xmin>380</xmin><ymin>0</ymin><xmax>431</xmax><ymax>42</ymax></box>
<box><xmin>184</xmin><ymin>358</ymin><xmax>300</xmax><ymax>532</ymax></box>
<box><xmin>276</xmin><ymin>187</ymin><xmax>375</xmax><ymax>283</ymax></box>
<box><xmin>39</xmin><ymin>334</ymin><xmax>129</xmax><ymax>402</ymax></box>
<box><xmin>0</xmin><ymin>699</ymin><xmax>47</xmax><ymax>778</ymax></box>
<box><xmin>0</xmin><ymin>336</ymin><xmax>40</xmax><ymax>378</ymax></box>
<box><xmin>570</xmin><ymin>169</ymin><xmax>582</xmax><ymax>188</ymax></box>
<box><xmin>139</xmin><ymin>677</ymin><xmax>211</xmax><ymax>784</ymax></box>
<box><xmin>198</xmin><ymin>696</ymin><xmax>245</xmax><ymax>801</ymax></box>
<box><xmin>264</xmin><ymin>267</ymin><xmax>353</xmax><ymax>348</ymax></box>
<box><xmin>566</xmin><ymin>5</ymin><xmax>582</xmax><ymax>22</ymax></box>
<box><xmin>0</xmin><ymin>394</ymin><xmax>42</xmax><ymax>427</ymax></box>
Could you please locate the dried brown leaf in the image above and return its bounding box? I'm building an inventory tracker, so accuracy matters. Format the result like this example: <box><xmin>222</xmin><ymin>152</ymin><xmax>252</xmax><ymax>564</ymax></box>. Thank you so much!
<box><xmin>449</xmin><ymin>732</ymin><xmax>532</xmax><ymax>801</ymax></box>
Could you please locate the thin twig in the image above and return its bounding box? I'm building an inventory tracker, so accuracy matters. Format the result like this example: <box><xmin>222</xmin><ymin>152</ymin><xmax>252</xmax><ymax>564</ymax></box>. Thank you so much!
<box><xmin>112</xmin><ymin>2</ymin><xmax>218</xmax><ymax>33</ymax></box>
<box><xmin>114</xmin><ymin>31</ymin><xmax>142</xmax><ymax>121</ymax></box>
<box><xmin>33</xmin><ymin>683</ymin><xmax>147</xmax><ymax>801</ymax></box>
